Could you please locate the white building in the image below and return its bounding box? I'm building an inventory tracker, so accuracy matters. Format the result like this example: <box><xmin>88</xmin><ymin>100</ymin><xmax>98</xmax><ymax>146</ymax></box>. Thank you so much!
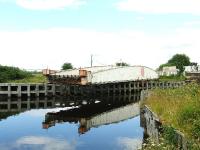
<box><xmin>184</xmin><ymin>65</ymin><xmax>200</xmax><ymax>79</ymax></box>
<box><xmin>158</xmin><ymin>66</ymin><xmax>179</xmax><ymax>76</ymax></box>
<box><xmin>184</xmin><ymin>65</ymin><xmax>200</xmax><ymax>73</ymax></box>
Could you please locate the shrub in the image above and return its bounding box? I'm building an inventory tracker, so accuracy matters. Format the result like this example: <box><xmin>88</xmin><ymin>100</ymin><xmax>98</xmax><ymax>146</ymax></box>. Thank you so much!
<box><xmin>0</xmin><ymin>65</ymin><xmax>32</xmax><ymax>83</ymax></box>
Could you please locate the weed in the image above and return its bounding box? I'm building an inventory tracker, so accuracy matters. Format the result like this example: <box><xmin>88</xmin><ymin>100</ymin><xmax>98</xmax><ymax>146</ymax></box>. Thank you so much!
<box><xmin>144</xmin><ymin>83</ymin><xmax>200</xmax><ymax>147</ymax></box>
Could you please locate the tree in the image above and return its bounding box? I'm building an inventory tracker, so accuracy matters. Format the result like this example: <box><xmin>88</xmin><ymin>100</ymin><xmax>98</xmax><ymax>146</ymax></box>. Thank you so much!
<box><xmin>158</xmin><ymin>54</ymin><xmax>191</xmax><ymax>74</ymax></box>
<box><xmin>116</xmin><ymin>62</ymin><xmax>129</xmax><ymax>66</ymax></box>
<box><xmin>167</xmin><ymin>54</ymin><xmax>190</xmax><ymax>73</ymax></box>
<box><xmin>62</xmin><ymin>63</ymin><xmax>73</xmax><ymax>70</ymax></box>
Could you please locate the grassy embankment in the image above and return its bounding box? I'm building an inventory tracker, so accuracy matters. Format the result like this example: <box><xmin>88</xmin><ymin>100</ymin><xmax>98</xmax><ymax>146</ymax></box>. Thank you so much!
<box><xmin>159</xmin><ymin>75</ymin><xmax>186</xmax><ymax>82</ymax></box>
<box><xmin>8</xmin><ymin>73</ymin><xmax>47</xmax><ymax>83</ymax></box>
<box><xmin>143</xmin><ymin>83</ymin><xmax>200</xmax><ymax>149</ymax></box>
<box><xmin>0</xmin><ymin>65</ymin><xmax>47</xmax><ymax>83</ymax></box>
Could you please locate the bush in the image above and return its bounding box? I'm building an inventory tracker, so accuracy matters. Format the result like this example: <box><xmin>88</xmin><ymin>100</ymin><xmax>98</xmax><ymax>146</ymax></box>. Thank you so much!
<box><xmin>0</xmin><ymin>65</ymin><xmax>32</xmax><ymax>83</ymax></box>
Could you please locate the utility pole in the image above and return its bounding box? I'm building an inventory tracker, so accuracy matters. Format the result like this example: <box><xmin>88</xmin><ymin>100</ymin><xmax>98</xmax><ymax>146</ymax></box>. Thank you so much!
<box><xmin>91</xmin><ymin>54</ymin><xmax>93</xmax><ymax>67</ymax></box>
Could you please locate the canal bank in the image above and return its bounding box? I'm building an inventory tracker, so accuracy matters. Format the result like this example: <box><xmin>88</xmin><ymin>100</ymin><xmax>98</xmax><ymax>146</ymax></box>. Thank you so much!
<box><xmin>140</xmin><ymin>83</ymin><xmax>200</xmax><ymax>149</ymax></box>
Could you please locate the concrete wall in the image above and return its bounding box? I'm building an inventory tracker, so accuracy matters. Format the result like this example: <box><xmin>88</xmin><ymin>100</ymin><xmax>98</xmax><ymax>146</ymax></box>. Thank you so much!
<box><xmin>141</xmin><ymin>106</ymin><xmax>189</xmax><ymax>150</ymax></box>
<box><xmin>0</xmin><ymin>98</ymin><xmax>56</xmax><ymax>112</ymax></box>
<box><xmin>0</xmin><ymin>83</ymin><xmax>56</xmax><ymax>98</ymax></box>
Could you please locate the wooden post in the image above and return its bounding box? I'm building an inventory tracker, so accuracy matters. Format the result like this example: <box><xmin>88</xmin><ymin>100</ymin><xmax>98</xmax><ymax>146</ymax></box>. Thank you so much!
<box><xmin>7</xmin><ymin>98</ymin><xmax>11</xmax><ymax>111</ymax></box>
<box><xmin>8</xmin><ymin>84</ymin><xmax>11</xmax><ymax>98</ymax></box>
<box><xmin>44</xmin><ymin>84</ymin><xmax>48</xmax><ymax>97</ymax></box>
<box><xmin>17</xmin><ymin>98</ymin><xmax>21</xmax><ymax>111</ymax></box>
<box><xmin>137</xmin><ymin>81</ymin><xmax>140</xmax><ymax>91</ymax></box>
<box><xmin>36</xmin><ymin>85</ymin><xmax>39</xmax><ymax>97</ymax></box>
<box><xmin>146</xmin><ymin>81</ymin><xmax>149</xmax><ymax>90</ymax></box>
<box><xmin>27</xmin><ymin>97</ymin><xmax>30</xmax><ymax>110</ymax></box>
<box><xmin>17</xmin><ymin>85</ymin><xmax>21</xmax><ymax>97</ymax></box>
<box><xmin>52</xmin><ymin>84</ymin><xmax>56</xmax><ymax>96</ymax></box>
<box><xmin>27</xmin><ymin>85</ymin><xmax>31</xmax><ymax>97</ymax></box>
<box><xmin>129</xmin><ymin>82</ymin><xmax>131</xmax><ymax>94</ymax></box>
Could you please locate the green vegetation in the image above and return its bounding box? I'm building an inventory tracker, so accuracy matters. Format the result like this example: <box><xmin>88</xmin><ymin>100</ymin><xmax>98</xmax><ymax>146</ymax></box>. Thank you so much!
<box><xmin>159</xmin><ymin>54</ymin><xmax>191</xmax><ymax>74</ymax></box>
<box><xmin>144</xmin><ymin>83</ymin><xmax>200</xmax><ymax>148</ymax></box>
<box><xmin>62</xmin><ymin>62</ymin><xmax>73</xmax><ymax>70</ymax></box>
<box><xmin>0</xmin><ymin>65</ymin><xmax>32</xmax><ymax>83</ymax></box>
<box><xmin>116</xmin><ymin>62</ymin><xmax>129</xmax><ymax>66</ymax></box>
<box><xmin>159</xmin><ymin>75</ymin><xmax>186</xmax><ymax>81</ymax></box>
<box><xmin>9</xmin><ymin>73</ymin><xmax>47</xmax><ymax>83</ymax></box>
<box><xmin>0</xmin><ymin>65</ymin><xmax>47</xmax><ymax>83</ymax></box>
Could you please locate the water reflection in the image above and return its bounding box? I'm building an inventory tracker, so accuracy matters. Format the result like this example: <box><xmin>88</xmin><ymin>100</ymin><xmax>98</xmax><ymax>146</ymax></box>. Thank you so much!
<box><xmin>0</xmin><ymin>93</ymin><xmax>141</xmax><ymax>120</ymax></box>
<box><xmin>117</xmin><ymin>137</ymin><xmax>143</xmax><ymax>150</ymax></box>
<box><xmin>0</xmin><ymin>93</ymin><xmax>143</xmax><ymax>150</ymax></box>
<box><xmin>16</xmin><ymin>136</ymin><xmax>76</xmax><ymax>150</ymax></box>
<box><xmin>43</xmin><ymin>100</ymin><xmax>140</xmax><ymax>134</ymax></box>
<box><xmin>0</xmin><ymin>136</ymin><xmax>77</xmax><ymax>150</ymax></box>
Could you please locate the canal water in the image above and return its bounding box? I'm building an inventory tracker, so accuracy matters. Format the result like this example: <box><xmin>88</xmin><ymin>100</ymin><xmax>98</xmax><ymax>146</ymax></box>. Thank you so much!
<box><xmin>0</xmin><ymin>95</ymin><xmax>144</xmax><ymax>150</ymax></box>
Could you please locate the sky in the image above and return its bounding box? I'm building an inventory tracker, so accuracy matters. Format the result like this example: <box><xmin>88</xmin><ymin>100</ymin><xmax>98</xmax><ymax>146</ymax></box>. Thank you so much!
<box><xmin>0</xmin><ymin>0</ymin><xmax>200</xmax><ymax>70</ymax></box>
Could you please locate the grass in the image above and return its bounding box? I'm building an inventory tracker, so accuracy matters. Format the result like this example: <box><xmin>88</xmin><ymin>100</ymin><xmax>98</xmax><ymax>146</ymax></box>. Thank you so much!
<box><xmin>144</xmin><ymin>83</ymin><xmax>200</xmax><ymax>148</ymax></box>
<box><xmin>8</xmin><ymin>73</ymin><xmax>47</xmax><ymax>83</ymax></box>
<box><xmin>159</xmin><ymin>75</ymin><xmax>186</xmax><ymax>82</ymax></box>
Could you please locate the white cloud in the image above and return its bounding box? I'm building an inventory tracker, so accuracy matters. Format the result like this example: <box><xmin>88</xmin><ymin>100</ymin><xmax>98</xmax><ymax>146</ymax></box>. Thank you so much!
<box><xmin>0</xmin><ymin>136</ymin><xmax>77</xmax><ymax>150</ymax></box>
<box><xmin>183</xmin><ymin>21</ymin><xmax>200</xmax><ymax>27</ymax></box>
<box><xmin>116</xmin><ymin>0</ymin><xmax>200</xmax><ymax>15</ymax></box>
<box><xmin>136</xmin><ymin>16</ymin><xmax>144</xmax><ymax>21</ymax></box>
<box><xmin>0</xmin><ymin>26</ymin><xmax>200</xmax><ymax>71</ymax></box>
<box><xmin>0</xmin><ymin>28</ymin><xmax>162</xmax><ymax>70</ymax></box>
<box><xmin>16</xmin><ymin>136</ymin><xmax>76</xmax><ymax>150</ymax></box>
<box><xmin>16</xmin><ymin>0</ymin><xmax>86</xmax><ymax>10</ymax></box>
<box><xmin>117</xmin><ymin>137</ymin><xmax>142</xmax><ymax>150</ymax></box>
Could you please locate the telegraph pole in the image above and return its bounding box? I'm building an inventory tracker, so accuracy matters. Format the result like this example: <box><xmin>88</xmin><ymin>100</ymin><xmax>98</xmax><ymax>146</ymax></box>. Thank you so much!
<box><xmin>91</xmin><ymin>54</ymin><xmax>93</xmax><ymax>67</ymax></box>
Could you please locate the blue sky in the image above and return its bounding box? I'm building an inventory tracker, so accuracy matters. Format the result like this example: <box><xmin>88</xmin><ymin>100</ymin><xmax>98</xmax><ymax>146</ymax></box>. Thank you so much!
<box><xmin>0</xmin><ymin>0</ymin><xmax>200</xmax><ymax>70</ymax></box>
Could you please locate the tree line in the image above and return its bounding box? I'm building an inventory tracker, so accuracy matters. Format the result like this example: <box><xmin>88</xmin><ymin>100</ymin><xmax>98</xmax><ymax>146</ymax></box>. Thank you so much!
<box><xmin>0</xmin><ymin>65</ymin><xmax>32</xmax><ymax>83</ymax></box>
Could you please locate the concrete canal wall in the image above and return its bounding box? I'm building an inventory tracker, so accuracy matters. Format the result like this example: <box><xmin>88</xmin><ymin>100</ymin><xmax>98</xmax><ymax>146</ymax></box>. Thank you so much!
<box><xmin>141</xmin><ymin>106</ymin><xmax>189</xmax><ymax>150</ymax></box>
<box><xmin>0</xmin><ymin>83</ymin><xmax>58</xmax><ymax>98</ymax></box>
<box><xmin>0</xmin><ymin>81</ymin><xmax>185</xmax><ymax>99</ymax></box>
<box><xmin>0</xmin><ymin>97</ymin><xmax>56</xmax><ymax>112</ymax></box>
<box><xmin>63</xmin><ymin>81</ymin><xmax>185</xmax><ymax>96</ymax></box>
